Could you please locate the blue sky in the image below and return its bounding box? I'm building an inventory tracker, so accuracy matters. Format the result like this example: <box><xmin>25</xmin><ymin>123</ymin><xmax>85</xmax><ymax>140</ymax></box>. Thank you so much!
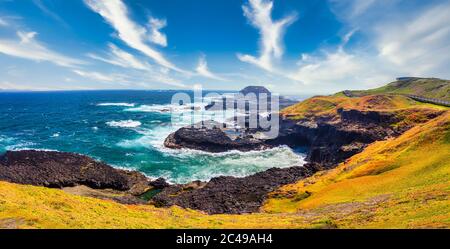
<box><xmin>0</xmin><ymin>0</ymin><xmax>449</xmax><ymax>94</ymax></box>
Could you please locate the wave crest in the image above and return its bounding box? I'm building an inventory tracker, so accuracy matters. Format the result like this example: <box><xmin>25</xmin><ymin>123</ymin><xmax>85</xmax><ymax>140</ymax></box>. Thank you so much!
<box><xmin>97</xmin><ymin>102</ymin><xmax>135</xmax><ymax>107</ymax></box>
<box><xmin>106</xmin><ymin>120</ymin><xmax>142</xmax><ymax>128</ymax></box>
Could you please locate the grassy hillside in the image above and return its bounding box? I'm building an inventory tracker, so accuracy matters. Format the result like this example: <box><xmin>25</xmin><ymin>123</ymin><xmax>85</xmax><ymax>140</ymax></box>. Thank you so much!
<box><xmin>1</xmin><ymin>111</ymin><xmax>448</xmax><ymax>228</ymax></box>
<box><xmin>0</xmin><ymin>180</ymin><xmax>317</xmax><ymax>229</ymax></box>
<box><xmin>281</xmin><ymin>94</ymin><xmax>447</xmax><ymax>120</ymax></box>
<box><xmin>346</xmin><ymin>78</ymin><xmax>450</xmax><ymax>101</ymax></box>
<box><xmin>263</xmin><ymin>111</ymin><xmax>450</xmax><ymax>228</ymax></box>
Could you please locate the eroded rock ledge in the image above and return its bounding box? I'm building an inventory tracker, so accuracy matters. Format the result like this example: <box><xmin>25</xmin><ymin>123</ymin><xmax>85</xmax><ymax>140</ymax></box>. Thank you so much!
<box><xmin>0</xmin><ymin>149</ymin><xmax>321</xmax><ymax>214</ymax></box>
<box><xmin>0</xmin><ymin>150</ymin><xmax>166</xmax><ymax>204</ymax></box>
<box><xmin>164</xmin><ymin>126</ymin><xmax>272</xmax><ymax>153</ymax></box>
<box><xmin>151</xmin><ymin>163</ymin><xmax>322</xmax><ymax>214</ymax></box>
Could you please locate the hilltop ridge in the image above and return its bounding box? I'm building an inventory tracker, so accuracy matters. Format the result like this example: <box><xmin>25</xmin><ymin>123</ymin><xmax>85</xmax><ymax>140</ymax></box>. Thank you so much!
<box><xmin>342</xmin><ymin>77</ymin><xmax>450</xmax><ymax>101</ymax></box>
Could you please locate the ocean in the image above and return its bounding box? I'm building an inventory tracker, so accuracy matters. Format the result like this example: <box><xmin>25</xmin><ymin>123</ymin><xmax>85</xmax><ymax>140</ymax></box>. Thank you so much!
<box><xmin>0</xmin><ymin>90</ymin><xmax>306</xmax><ymax>183</ymax></box>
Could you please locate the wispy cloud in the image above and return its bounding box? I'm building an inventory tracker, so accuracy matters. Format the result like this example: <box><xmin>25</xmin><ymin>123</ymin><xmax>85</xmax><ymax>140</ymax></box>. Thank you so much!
<box><xmin>0</xmin><ymin>31</ymin><xmax>85</xmax><ymax>67</ymax></box>
<box><xmin>147</xmin><ymin>17</ymin><xmax>167</xmax><ymax>47</ymax></box>
<box><xmin>32</xmin><ymin>0</ymin><xmax>70</xmax><ymax>28</ymax></box>
<box><xmin>138</xmin><ymin>71</ymin><xmax>186</xmax><ymax>88</ymax></box>
<box><xmin>87</xmin><ymin>43</ymin><xmax>150</xmax><ymax>70</ymax></box>
<box><xmin>0</xmin><ymin>17</ymin><xmax>8</xmax><ymax>27</ymax></box>
<box><xmin>72</xmin><ymin>69</ymin><xmax>128</xmax><ymax>83</ymax></box>
<box><xmin>374</xmin><ymin>2</ymin><xmax>450</xmax><ymax>76</ymax></box>
<box><xmin>237</xmin><ymin>0</ymin><xmax>297</xmax><ymax>72</ymax></box>
<box><xmin>290</xmin><ymin>0</ymin><xmax>450</xmax><ymax>90</ymax></box>
<box><xmin>195</xmin><ymin>55</ymin><xmax>226</xmax><ymax>81</ymax></box>
<box><xmin>0</xmin><ymin>81</ymin><xmax>56</xmax><ymax>91</ymax></box>
<box><xmin>84</xmin><ymin>0</ymin><xmax>185</xmax><ymax>73</ymax></box>
<box><xmin>87</xmin><ymin>43</ymin><xmax>187</xmax><ymax>87</ymax></box>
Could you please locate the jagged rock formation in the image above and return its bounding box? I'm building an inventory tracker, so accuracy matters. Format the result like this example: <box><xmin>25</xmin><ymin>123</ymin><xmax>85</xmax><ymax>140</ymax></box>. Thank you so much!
<box><xmin>0</xmin><ymin>150</ymin><xmax>170</xmax><ymax>204</ymax></box>
<box><xmin>205</xmin><ymin>85</ymin><xmax>297</xmax><ymax>111</ymax></box>
<box><xmin>152</xmin><ymin>164</ymin><xmax>322</xmax><ymax>214</ymax></box>
<box><xmin>164</xmin><ymin>125</ymin><xmax>272</xmax><ymax>152</ymax></box>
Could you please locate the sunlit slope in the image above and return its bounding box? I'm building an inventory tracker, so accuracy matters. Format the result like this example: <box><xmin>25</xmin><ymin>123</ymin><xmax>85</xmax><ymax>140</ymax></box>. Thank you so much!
<box><xmin>281</xmin><ymin>94</ymin><xmax>447</xmax><ymax>120</ymax></box>
<box><xmin>0</xmin><ymin>180</ymin><xmax>321</xmax><ymax>229</ymax></box>
<box><xmin>347</xmin><ymin>78</ymin><xmax>450</xmax><ymax>101</ymax></box>
<box><xmin>264</xmin><ymin>111</ymin><xmax>450</xmax><ymax>228</ymax></box>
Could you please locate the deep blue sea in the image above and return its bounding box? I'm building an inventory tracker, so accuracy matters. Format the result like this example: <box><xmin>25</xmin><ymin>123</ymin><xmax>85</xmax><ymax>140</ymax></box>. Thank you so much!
<box><xmin>0</xmin><ymin>91</ymin><xmax>305</xmax><ymax>183</ymax></box>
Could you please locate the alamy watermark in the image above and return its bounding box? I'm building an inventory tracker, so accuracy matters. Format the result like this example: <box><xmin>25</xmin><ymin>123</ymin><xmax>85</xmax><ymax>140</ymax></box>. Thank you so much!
<box><xmin>170</xmin><ymin>85</ymin><xmax>280</xmax><ymax>139</ymax></box>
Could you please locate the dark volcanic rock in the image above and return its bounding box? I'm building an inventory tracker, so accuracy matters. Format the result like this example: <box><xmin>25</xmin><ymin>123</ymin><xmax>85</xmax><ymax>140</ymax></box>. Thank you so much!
<box><xmin>239</xmin><ymin>86</ymin><xmax>271</xmax><ymax>96</ymax></box>
<box><xmin>271</xmin><ymin>108</ymin><xmax>445</xmax><ymax>168</ymax></box>
<box><xmin>167</xmin><ymin>104</ymin><xmax>444</xmax><ymax>169</ymax></box>
<box><xmin>151</xmin><ymin>164</ymin><xmax>319</xmax><ymax>214</ymax></box>
<box><xmin>0</xmin><ymin>150</ymin><xmax>150</xmax><ymax>194</ymax></box>
<box><xmin>164</xmin><ymin>126</ymin><xmax>272</xmax><ymax>153</ymax></box>
<box><xmin>149</xmin><ymin>177</ymin><xmax>170</xmax><ymax>189</ymax></box>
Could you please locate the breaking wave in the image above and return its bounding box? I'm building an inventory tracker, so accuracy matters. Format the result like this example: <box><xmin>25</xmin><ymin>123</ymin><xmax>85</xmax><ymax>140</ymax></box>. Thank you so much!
<box><xmin>106</xmin><ymin>120</ymin><xmax>142</xmax><ymax>128</ymax></box>
<box><xmin>97</xmin><ymin>102</ymin><xmax>135</xmax><ymax>107</ymax></box>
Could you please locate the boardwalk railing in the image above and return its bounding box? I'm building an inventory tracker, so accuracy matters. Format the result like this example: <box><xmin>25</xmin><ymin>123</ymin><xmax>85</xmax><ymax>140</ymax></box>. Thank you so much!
<box><xmin>407</xmin><ymin>95</ymin><xmax>450</xmax><ymax>107</ymax></box>
<box><xmin>342</xmin><ymin>90</ymin><xmax>450</xmax><ymax>107</ymax></box>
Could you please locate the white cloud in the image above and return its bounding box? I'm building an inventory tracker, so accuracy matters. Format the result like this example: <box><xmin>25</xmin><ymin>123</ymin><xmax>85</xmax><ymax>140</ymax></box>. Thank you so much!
<box><xmin>195</xmin><ymin>55</ymin><xmax>226</xmax><ymax>81</ymax></box>
<box><xmin>87</xmin><ymin>43</ymin><xmax>150</xmax><ymax>70</ymax></box>
<box><xmin>0</xmin><ymin>31</ymin><xmax>85</xmax><ymax>67</ymax></box>
<box><xmin>290</xmin><ymin>0</ymin><xmax>450</xmax><ymax>91</ymax></box>
<box><xmin>0</xmin><ymin>17</ymin><xmax>8</xmax><ymax>26</ymax></box>
<box><xmin>87</xmin><ymin>43</ymin><xmax>187</xmax><ymax>87</ymax></box>
<box><xmin>289</xmin><ymin>48</ymin><xmax>392</xmax><ymax>89</ymax></box>
<box><xmin>374</xmin><ymin>3</ymin><xmax>450</xmax><ymax>76</ymax></box>
<box><xmin>32</xmin><ymin>0</ymin><xmax>70</xmax><ymax>28</ymax></box>
<box><xmin>72</xmin><ymin>69</ymin><xmax>128</xmax><ymax>83</ymax></box>
<box><xmin>147</xmin><ymin>17</ymin><xmax>167</xmax><ymax>47</ymax></box>
<box><xmin>139</xmin><ymin>72</ymin><xmax>186</xmax><ymax>88</ymax></box>
<box><xmin>237</xmin><ymin>0</ymin><xmax>297</xmax><ymax>72</ymax></box>
<box><xmin>0</xmin><ymin>81</ymin><xmax>30</xmax><ymax>90</ymax></box>
<box><xmin>84</xmin><ymin>0</ymin><xmax>185</xmax><ymax>73</ymax></box>
<box><xmin>330</xmin><ymin>0</ymin><xmax>377</xmax><ymax>19</ymax></box>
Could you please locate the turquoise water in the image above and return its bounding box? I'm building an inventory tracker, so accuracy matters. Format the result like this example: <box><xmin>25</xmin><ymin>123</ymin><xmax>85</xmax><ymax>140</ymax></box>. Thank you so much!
<box><xmin>0</xmin><ymin>90</ymin><xmax>305</xmax><ymax>183</ymax></box>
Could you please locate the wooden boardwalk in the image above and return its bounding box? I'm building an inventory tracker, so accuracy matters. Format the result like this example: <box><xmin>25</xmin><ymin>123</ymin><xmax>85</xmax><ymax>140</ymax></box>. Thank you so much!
<box><xmin>407</xmin><ymin>95</ymin><xmax>450</xmax><ymax>107</ymax></box>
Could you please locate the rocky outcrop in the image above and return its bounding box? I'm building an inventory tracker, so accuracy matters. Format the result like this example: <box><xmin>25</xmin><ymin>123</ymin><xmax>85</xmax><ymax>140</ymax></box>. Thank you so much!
<box><xmin>152</xmin><ymin>163</ymin><xmax>321</xmax><ymax>214</ymax></box>
<box><xmin>205</xmin><ymin>85</ymin><xmax>297</xmax><ymax>111</ymax></box>
<box><xmin>273</xmin><ymin>108</ymin><xmax>443</xmax><ymax>168</ymax></box>
<box><xmin>166</xmin><ymin>106</ymin><xmax>445</xmax><ymax>169</ymax></box>
<box><xmin>0</xmin><ymin>149</ymin><xmax>322</xmax><ymax>213</ymax></box>
<box><xmin>155</xmin><ymin>106</ymin><xmax>444</xmax><ymax>214</ymax></box>
<box><xmin>0</xmin><ymin>150</ymin><xmax>152</xmax><ymax>195</ymax></box>
<box><xmin>164</xmin><ymin>126</ymin><xmax>272</xmax><ymax>153</ymax></box>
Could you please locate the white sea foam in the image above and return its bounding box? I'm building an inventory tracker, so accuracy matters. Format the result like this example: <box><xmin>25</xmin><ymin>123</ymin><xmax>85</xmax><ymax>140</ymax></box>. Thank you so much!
<box><xmin>153</xmin><ymin>146</ymin><xmax>306</xmax><ymax>184</ymax></box>
<box><xmin>10</xmin><ymin>148</ymin><xmax>58</xmax><ymax>152</ymax></box>
<box><xmin>5</xmin><ymin>141</ymin><xmax>37</xmax><ymax>151</ymax></box>
<box><xmin>114</xmin><ymin>99</ymin><xmax>302</xmax><ymax>183</ymax></box>
<box><xmin>125</xmin><ymin>102</ymin><xmax>206</xmax><ymax>114</ymax></box>
<box><xmin>97</xmin><ymin>102</ymin><xmax>135</xmax><ymax>107</ymax></box>
<box><xmin>106</xmin><ymin>120</ymin><xmax>142</xmax><ymax>128</ymax></box>
<box><xmin>0</xmin><ymin>135</ymin><xmax>14</xmax><ymax>143</ymax></box>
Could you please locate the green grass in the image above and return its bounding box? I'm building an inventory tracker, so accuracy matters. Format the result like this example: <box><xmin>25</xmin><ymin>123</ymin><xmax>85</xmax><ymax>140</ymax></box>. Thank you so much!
<box><xmin>263</xmin><ymin>111</ymin><xmax>450</xmax><ymax>228</ymax></box>
<box><xmin>347</xmin><ymin>78</ymin><xmax>450</xmax><ymax>101</ymax></box>
<box><xmin>281</xmin><ymin>94</ymin><xmax>447</xmax><ymax>121</ymax></box>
